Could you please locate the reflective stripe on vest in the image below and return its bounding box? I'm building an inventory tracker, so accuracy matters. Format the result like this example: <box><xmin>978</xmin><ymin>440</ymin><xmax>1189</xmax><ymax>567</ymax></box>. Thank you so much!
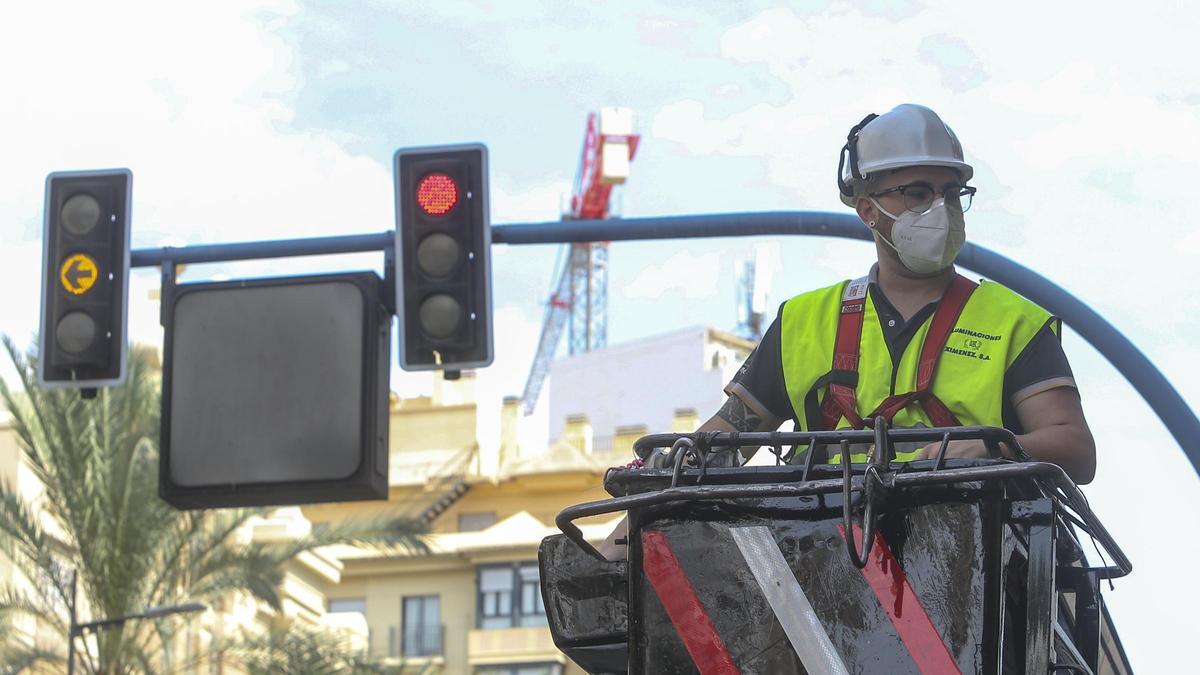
<box><xmin>779</xmin><ymin>274</ymin><xmax>1053</xmax><ymax>463</ymax></box>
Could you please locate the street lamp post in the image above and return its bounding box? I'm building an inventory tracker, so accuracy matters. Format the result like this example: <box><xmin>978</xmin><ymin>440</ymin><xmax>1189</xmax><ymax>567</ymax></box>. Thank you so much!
<box><xmin>66</xmin><ymin>571</ymin><xmax>206</xmax><ymax>674</ymax></box>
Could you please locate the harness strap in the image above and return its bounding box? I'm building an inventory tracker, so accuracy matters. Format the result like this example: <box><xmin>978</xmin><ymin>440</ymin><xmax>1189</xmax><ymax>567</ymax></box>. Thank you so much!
<box><xmin>820</xmin><ymin>273</ymin><xmax>979</xmax><ymax>431</ymax></box>
<box><xmin>820</xmin><ymin>277</ymin><xmax>869</xmax><ymax>430</ymax></box>
<box><xmin>900</xmin><ymin>274</ymin><xmax>977</xmax><ymax>426</ymax></box>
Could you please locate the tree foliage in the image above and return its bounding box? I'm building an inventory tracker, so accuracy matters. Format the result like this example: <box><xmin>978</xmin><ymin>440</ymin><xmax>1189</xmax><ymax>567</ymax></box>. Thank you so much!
<box><xmin>233</xmin><ymin>617</ymin><xmax>414</xmax><ymax>675</ymax></box>
<box><xmin>0</xmin><ymin>338</ymin><xmax>426</xmax><ymax>673</ymax></box>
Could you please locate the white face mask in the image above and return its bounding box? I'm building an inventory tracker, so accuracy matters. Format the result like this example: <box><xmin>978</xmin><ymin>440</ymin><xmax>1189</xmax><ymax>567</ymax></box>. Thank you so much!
<box><xmin>869</xmin><ymin>197</ymin><xmax>966</xmax><ymax>275</ymax></box>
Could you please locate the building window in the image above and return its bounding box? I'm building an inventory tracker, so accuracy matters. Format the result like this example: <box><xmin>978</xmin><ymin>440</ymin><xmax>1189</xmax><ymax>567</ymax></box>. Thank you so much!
<box><xmin>478</xmin><ymin>563</ymin><xmax>546</xmax><ymax>629</ymax></box>
<box><xmin>402</xmin><ymin>595</ymin><xmax>442</xmax><ymax>657</ymax></box>
<box><xmin>328</xmin><ymin>597</ymin><xmax>366</xmax><ymax>615</ymax></box>
<box><xmin>458</xmin><ymin>511</ymin><xmax>497</xmax><ymax>532</ymax></box>
<box><xmin>518</xmin><ymin>565</ymin><xmax>545</xmax><ymax>627</ymax></box>
<box><xmin>479</xmin><ymin>567</ymin><xmax>514</xmax><ymax>629</ymax></box>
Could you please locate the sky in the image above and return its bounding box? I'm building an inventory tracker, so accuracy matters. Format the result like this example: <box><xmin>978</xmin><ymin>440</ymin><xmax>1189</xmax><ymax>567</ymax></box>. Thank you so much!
<box><xmin>2</xmin><ymin>0</ymin><xmax>1199</xmax><ymax>668</ymax></box>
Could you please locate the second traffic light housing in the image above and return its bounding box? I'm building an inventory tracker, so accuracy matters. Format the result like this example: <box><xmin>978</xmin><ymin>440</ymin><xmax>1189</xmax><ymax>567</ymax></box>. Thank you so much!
<box><xmin>394</xmin><ymin>144</ymin><xmax>493</xmax><ymax>371</ymax></box>
<box><xmin>39</xmin><ymin>169</ymin><xmax>132</xmax><ymax>388</ymax></box>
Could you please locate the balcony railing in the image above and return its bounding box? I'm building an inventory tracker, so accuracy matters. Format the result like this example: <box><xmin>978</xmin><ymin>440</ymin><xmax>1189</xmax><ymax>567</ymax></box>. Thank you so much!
<box><xmin>402</xmin><ymin>623</ymin><xmax>444</xmax><ymax>657</ymax></box>
<box><xmin>467</xmin><ymin>626</ymin><xmax>562</xmax><ymax>665</ymax></box>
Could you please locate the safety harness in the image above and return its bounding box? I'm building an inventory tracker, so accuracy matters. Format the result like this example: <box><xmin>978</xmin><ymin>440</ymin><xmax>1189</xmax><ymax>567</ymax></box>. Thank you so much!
<box><xmin>819</xmin><ymin>273</ymin><xmax>978</xmax><ymax>431</ymax></box>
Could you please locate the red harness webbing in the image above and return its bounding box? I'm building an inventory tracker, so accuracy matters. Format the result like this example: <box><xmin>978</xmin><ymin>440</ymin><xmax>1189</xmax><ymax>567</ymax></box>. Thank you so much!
<box><xmin>819</xmin><ymin>274</ymin><xmax>978</xmax><ymax>431</ymax></box>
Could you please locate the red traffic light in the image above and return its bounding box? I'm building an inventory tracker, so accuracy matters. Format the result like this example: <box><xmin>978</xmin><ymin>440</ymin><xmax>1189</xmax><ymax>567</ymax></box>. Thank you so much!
<box><xmin>393</xmin><ymin>143</ymin><xmax>493</xmax><ymax>372</ymax></box>
<box><xmin>416</xmin><ymin>172</ymin><xmax>458</xmax><ymax>215</ymax></box>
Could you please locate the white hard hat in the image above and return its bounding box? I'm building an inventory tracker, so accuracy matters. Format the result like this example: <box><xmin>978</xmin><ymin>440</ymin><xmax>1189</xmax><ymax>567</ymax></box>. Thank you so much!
<box><xmin>837</xmin><ymin>104</ymin><xmax>973</xmax><ymax>207</ymax></box>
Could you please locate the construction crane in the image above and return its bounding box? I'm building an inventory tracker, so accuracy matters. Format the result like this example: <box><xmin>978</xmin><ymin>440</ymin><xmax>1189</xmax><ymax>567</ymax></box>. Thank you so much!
<box><xmin>520</xmin><ymin>109</ymin><xmax>640</xmax><ymax>415</ymax></box>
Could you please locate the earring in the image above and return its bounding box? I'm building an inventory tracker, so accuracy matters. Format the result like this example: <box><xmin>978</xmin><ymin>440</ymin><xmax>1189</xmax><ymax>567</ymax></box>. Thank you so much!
<box><xmin>868</xmin><ymin>220</ymin><xmax>876</xmax><ymax>228</ymax></box>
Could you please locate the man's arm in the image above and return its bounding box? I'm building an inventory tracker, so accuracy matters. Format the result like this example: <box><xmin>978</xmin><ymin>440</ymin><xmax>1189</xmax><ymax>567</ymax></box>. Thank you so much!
<box><xmin>1009</xmin><ymin>386</ymin><xmax>1096</xmax><ymax>483</ymax></box>
<box><xmin>705</xmin><ymin>393</ymin><xmax>784</xmax><ymax>459</ymax></box>
<box><xmin>918</xmin><ymin>386</ymin><xmax>1096</xmax><ymax>483</ymax></box>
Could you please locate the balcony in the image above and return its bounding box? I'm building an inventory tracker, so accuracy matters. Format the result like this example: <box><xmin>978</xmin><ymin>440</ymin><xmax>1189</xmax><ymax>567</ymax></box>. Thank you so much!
<box><xmin>467</xmin><ymin>626</ymin><xmax>564</xmax><ymax>666</ymax></box>
<box><xmin>402</xmin><ymin>624</ymin><xmax>444</xmax><ymax>658</ymax></box>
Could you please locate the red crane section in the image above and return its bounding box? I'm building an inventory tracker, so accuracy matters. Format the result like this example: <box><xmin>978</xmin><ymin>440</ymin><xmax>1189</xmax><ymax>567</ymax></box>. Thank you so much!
<box><xmin>571</xmin><ymin>111</ymin><xmax>641</xmax><ymax>219</ymax></box>
<box><xmin>520</xmin><ymin>110</ymin><xmax>640</xmax><ymax>415</ymax></box>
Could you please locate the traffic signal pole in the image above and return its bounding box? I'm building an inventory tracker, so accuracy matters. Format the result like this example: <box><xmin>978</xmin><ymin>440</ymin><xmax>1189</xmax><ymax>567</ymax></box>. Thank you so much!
<box><xmin>121</xmin><ymin>210</ymin><xmax>1200</xmax><ymax>476</ymax></box>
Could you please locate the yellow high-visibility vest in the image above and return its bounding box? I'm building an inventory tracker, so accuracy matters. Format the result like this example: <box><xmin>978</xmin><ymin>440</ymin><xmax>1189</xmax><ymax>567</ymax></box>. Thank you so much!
<box><xmin>780</xmin><ymin>277</ymin><xmax>1053</xmax><ymax>463</ymax></box>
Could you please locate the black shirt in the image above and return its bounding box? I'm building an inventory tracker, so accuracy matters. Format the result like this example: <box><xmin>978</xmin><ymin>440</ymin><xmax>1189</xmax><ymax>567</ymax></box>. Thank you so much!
<box><xmin>725</xmin><ymin>279</ymin><xmax>1076</xmax><ymax>435</ymax></box>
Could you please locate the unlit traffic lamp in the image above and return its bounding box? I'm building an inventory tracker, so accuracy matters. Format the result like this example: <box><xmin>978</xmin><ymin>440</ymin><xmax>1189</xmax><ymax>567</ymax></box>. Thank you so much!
<box><xmin>394</xmin><ymin>144</ymin><xmax>493</xmax><ymax>371</ymax></box>
<box><xmin>39</xmin><ymin>169</ymin><xmax>132</xmax><ymax>389</ymax></box>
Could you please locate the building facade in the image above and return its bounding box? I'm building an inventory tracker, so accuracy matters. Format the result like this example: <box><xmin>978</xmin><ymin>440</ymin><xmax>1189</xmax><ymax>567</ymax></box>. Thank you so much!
<box><xmin>302</xmin><ymin>382</ymin><xmax>625</xmax><ymax>675</ymax></box>
<box><xmin>301</xmin><ymin>326</ymin><xmax>750</xmax><ymax>673</ymax></box>
<box><xmin>548</xmin><ymin>326</ymin><xmax>754</xmax><ymax>452</ymax></box>
<box><xmin>0</xmin><ymin>326</ymin><xmax>750</xmax><ymax>672</ymax></box>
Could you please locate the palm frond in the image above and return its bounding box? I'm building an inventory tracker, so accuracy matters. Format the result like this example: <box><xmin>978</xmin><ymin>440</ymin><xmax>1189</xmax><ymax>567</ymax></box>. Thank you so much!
<box><xmin>0</xmin><ymin>585</ymin><xmax>68</xmax><ymax>634</ymax></box>
<box><xmin>0</xmin><ymin>643</ymin><xmax>65</xmax><ymax>675</ymax></box>
<box><xmin>2</xmin><ymin>337</ymin><xmax>428</xmax><ymax>672</ymax></box>
<box><xmin>0</xmin><ymin>486</ymin><xmax>52</xmax><ymax>566</ymax></box>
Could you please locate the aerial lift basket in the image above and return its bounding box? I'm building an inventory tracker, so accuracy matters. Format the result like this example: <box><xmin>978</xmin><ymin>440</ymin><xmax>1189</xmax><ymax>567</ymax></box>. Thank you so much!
<box><xmin>540</xmin><ymin>422</ymin><xmax>1133</xmax><ymax>674</ymax></box>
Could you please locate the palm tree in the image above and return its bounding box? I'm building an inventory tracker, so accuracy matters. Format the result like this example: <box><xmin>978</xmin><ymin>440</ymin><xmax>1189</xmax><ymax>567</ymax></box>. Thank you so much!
<box><xmin>0</xmin><ymin>338</ymin><xmax>426</xmax><ymax>673</ymax></box>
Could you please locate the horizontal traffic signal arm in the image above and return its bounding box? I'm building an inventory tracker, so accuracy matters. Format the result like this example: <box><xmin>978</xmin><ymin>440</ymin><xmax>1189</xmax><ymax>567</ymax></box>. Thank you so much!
<box><xmin>121</xmin><ymin>211</ymin><xmax>1197</xmax><ymax>476</ymax></box>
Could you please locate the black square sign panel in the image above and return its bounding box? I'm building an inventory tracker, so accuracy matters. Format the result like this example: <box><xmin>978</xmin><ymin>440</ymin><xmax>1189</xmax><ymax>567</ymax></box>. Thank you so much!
<box><xmin>160</xmin><ymin>272</ymin><xmax>390</xmax><ymax>509</ymax></box>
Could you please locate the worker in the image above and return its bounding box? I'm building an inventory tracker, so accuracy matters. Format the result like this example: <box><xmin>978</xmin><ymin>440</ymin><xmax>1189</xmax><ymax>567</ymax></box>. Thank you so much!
<box><xmin>601</xmin><ymin>103</ymin><xmax>1095</xmax><ymax>558</ymax></box>
<box><xmin>721</xmin><ymin>103</ymin><xmax>1095</xmax><ymax>480</ymax></box>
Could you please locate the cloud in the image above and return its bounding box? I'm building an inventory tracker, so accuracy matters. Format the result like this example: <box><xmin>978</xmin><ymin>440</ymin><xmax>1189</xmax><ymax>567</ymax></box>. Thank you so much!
<box><xmin>919</xmin><ymin>33</ymin><xmax>988</xmax><ymax>92</ymax></box>
<box><xmin>651</xmin><ymin>4</ymin><xmax>1200</xmax><ymax>336</ymax></box>
<box><xmin>622</xmin><ymin>249</ymin><xmax>723</xmax><ymax>300</ymax></box>
<box><xmin>0</xmin><ymin>2</ymin><xmax>402</xmax><ymax>350</ymax></box>
<box><xmin>651</xmin><ymin>7</ymin><xmax>1002</xmax><ymax>206</ymax></box>
<box><xmin>490</xmin><ymin>177</ymin><xmax>572</xmax><ymax>223</ymax></box>
<box><xmin>849</xmin><ymin>0</ymin><xmax>926</xmax><ymax>21</ymax></box>
<box><xmin>0</xmin><ymin>1</ymin><xmax>395</xmax><ymax>249</ymax></box>
<box><xmin>471</xmin><ymin>305</ymin><xmax>547</xmax><ymax>400</ymax></box>
<box><xmin>1181</xmin><ymin>228</ymin><xmax>1200</xmax><ymax>256</ymax></box>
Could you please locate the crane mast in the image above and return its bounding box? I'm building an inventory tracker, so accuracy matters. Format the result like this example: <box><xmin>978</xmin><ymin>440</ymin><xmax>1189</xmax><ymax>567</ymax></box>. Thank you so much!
<box><xmin>520</xmin><ymin>110</ymin><xmax>639</xmax><ymax>415</ymax></box>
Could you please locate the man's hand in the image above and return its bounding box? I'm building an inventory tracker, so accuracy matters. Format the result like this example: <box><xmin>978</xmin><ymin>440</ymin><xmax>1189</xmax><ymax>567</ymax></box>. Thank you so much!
<box><xmin>712</xmin><ymin>393</ymin><xmax>783</xmax><ymax>460</ymax></box>
<box><xmin>915</xmin><ymin>439</ymin><xmax>994</xmax><ymax>461</ymax></box>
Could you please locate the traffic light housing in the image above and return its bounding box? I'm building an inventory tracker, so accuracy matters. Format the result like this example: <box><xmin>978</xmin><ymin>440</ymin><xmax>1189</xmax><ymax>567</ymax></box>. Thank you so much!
<box><xmin>39</xmin><ymin>169</ymin><xmax>132</xmax><ymax>388</ymax></box>
<box><xmin>394</xmin><ymin>143</ymin><xmax>493</xmax><ymax>371</ymax></box>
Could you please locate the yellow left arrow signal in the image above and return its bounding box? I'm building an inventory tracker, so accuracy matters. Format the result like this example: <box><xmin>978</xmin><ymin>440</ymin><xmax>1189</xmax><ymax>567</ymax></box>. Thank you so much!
<box><xmin>60</xmin><ymin>254</ymin><xmax>99</xmax><ymax>295</ymax></box>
